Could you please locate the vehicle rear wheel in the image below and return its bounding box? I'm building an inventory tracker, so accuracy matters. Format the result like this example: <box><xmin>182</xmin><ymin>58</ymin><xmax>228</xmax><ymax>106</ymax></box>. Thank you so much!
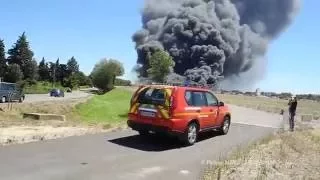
<box><xmin>218</xmin><ymin>116</ymin><xmax>230</xmax><ymax>135</ymax></box>
<box><xmin>1</xmin><ymin>96</ymin><xmax>6</xmax><ymax>103</ymax></box>
<box><xmin>19</xmin><ymin>96</ymin><xmax>24</xmax><ymax>103</ymax></box>
<box><xmin>138</xmin><ymin>130</ymin><xmax>149</xmax><ymax>136</ymax></box>
<box><xmin>180</xmin><ymin>122</ymin><xmax>198</xmax><ymax>146</ymax></box>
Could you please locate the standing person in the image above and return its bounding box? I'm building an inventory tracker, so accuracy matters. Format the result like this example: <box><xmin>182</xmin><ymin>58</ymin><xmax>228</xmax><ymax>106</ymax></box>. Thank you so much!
<box><xmin>288</xmin><ymin>95</ymin><xmax>298</xmax><ymax>131</ymax></box>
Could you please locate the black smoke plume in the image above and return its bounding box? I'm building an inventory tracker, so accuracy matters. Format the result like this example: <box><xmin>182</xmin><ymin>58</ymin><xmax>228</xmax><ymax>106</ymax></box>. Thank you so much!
<box><xmin>132</xmin><ymin>0</ymin><xmax>301</xmax><ymax>88</ymax></box>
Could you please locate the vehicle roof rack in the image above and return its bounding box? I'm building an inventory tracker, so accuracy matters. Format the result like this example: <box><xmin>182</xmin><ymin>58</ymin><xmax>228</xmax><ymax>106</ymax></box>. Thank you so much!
<box><xmin>137</xmin><ymin>82</ymin><xmax>217</xmax><ymax>90</ymax></box>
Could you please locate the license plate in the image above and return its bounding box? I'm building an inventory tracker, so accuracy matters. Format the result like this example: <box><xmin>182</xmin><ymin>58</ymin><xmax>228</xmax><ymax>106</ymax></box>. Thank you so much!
<box><xmin>140</xmin><ymin>111</ymin><xmax>156</xmax><ymax>117</ymax></box>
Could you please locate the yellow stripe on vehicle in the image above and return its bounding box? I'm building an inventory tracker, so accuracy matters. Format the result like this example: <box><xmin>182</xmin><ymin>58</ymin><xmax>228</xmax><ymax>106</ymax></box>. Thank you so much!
<box><xmin>164</xmin><ymin>88</ymin><xmax>172</xmax><ymax>107</ymax></box>
<box><xmin>156</xmin><ymin>105</ymin><xmax>170</xmax><ymax>119</ymax></box>
<box><xmin>165</xmin><ymin>88</ymin><xmax>172</xmax><ymax>97</ymax></box>
<box><xmin>130</xmin><ymin>103</ymin><xmax>140</xmax><ymax>114</ymax></box>
<box><xmin>133</xmin><ymin>86</ymin><xmax>148</xmax><ymax>103</ymax></box>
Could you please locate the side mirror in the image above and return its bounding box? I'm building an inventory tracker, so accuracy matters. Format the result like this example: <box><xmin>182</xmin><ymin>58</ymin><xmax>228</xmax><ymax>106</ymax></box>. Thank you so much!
<box><xmin>219</xmin><ymin>101</ymin><xmax>225</xmax><ymax>106</ymax></box>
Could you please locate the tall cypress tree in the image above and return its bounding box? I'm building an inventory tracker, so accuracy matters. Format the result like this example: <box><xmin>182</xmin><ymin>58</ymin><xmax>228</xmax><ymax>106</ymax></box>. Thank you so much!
<box><xmin>7</xmin><ymin>32</ymin><xmax>34</xmax><ymax>79</ymax></box>
<box><xmin>0</xmin><ymin>39</ymin><xmax>6</xmax><ymax>80</ymax></box>
<box><xmin>38</xmin><ymin>57</ymin><xmax>50</xmax><ymax>81</ymax></box>
<box><xmin>67</xmin><ymin>56</ymin><xmax>79</xmax><ymax>75</ymax></box>
<box><xmin>24</xmin><ymin>58</ymin><xmax>39</xmax><ymax>81</ymax></box>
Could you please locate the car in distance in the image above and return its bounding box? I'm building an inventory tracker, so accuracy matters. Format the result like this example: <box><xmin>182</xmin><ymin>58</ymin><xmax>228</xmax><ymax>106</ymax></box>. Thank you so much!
<box><xmin>0</xmin><ymin>82</ymin><xmax>25</xmax><ymax>103</ymax></box>
<box><xmin>49</xmin><ymin>88</ymin><xmax>65</xmax><ymax>97</ymax></box>
<box><xmin>127</xmin><ymin>84</ymin><xmax>231</xmax><ymax>146</ymax></box>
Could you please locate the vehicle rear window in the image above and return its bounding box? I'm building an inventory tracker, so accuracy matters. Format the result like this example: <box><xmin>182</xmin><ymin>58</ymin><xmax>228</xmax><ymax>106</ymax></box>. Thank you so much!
<box><xmin>137</xmin><ymin>87</ymin><xmax>167</xmax><ymax>105</ymax></box>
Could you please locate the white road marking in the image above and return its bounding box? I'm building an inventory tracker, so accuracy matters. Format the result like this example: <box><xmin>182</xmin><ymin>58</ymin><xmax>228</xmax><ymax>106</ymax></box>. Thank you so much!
<box><xmin>119</xmin><ymin>166</ymin><xmax>164</xmax><ymax>179</ymax></box>
<box><xmin>233</xmin><ymin>122</ymin><xmax>281</xmax><ymax>129</ymax></box>
<box><xmin>179</xmin><ymin>170</ymin><xmax>190</xmax><ymax>175</ymax></box>
<box><xmin>137</xmin><ymin>166</ymin><xmax>163</xmax><ymax>178</ymax></box>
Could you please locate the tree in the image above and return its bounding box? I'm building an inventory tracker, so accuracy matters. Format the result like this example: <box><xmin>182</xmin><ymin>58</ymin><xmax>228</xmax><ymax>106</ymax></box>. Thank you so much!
<box><xmin>7</xmin><ymin>32</ymin><xmax>34</xmax><ymax>79</ymax></box>
<box><xmin>107</xmin><ymin>59</ymin><xmax>125</xmax><ymax>76</ymax></box>
<box><xmin>115</xmin><ymin>78</ymin><xmax>131</xmax><ymax>86</ymax></box>
<box><xmin>0</xmin><ymin>39</ymin><xmax>6</xmax><ymax>79</ymax></box>
<box><xmin>64</xmin><ymin>71</ymin><xmax>88</xmax><ymax>89</ymax></box>
<box><xmin>64</xmin><ymin>73</ymin><xmax>80</xmax><ymax>89</ymax></box>
<box><xmin>58</xmin><ymin>64</ymin><xmax>68</xmax><ymax>84</ymax></box>
<box><xmin>147</xmin><ymin>50</ymin><xmax>175</xmax><ymax>83</ymax></box>
<box><xmin>67</xmin><ymin>56</ymin><xmax>79</xmax><ymax>75</ymax></box>
<box><xmin>48</xmin><ymin>62</ymin><xmax>57</xmax><ymax>84</ymax></box>
<box><xmin>4</xmin><ymin>64</ymin><xmax>23</xmax><ymax>83</ymax></box>
<box><xmin>90</xmin><ymin>59</ymin><xmax>124</xmax><ymax>92</ymax></box>
<box><xmin>74</xmin><ymin>71</ymin><xmax>88</xmax><ymax>86</ymax></box>
<box><xmin>55</xmin><ymin>58</ymin><xmax>60</xmax><ymax>82</ymax></box>
<box><xmin>24</xmin><ymin>58</ymin><xmax>39</xmax><ymax>82</ymax></box>
<box><xmin>38</xmin><ymin>57</ymin><xmax>50</xmax><ymax>81</ymax></box>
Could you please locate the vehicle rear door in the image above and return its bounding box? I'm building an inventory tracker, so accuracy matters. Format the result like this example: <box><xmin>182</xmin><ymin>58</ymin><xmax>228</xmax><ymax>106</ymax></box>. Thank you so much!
<box><xmin>188</xmin><ymin>91</ymin><xmax>212</xmax><ymax>129</ymax></box>
<box><xmin>204</xmin><ymin>91</ymin><xmax>220</xmax><ymax>127</ymax></box>
<box><xmin>136</xmin><ymin>87</ymin><xmax>172</xmax><ymax>123</ymax></box>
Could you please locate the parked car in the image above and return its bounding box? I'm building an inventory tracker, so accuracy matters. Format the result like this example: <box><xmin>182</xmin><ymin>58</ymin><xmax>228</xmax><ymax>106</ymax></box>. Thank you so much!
<box><xmin>127</xmin><ymin>84</ymin><xmax>231</xmax><ymax>146</ymax></box>
<box><xmin>0</xmin><ymin>82</ymin><xmax>25</xmax><ymax>103</ymax></box>
<box><xmin>50</xmin><ymin>88</ymin><xmax>65</xmax><ymax>97</ymax></box>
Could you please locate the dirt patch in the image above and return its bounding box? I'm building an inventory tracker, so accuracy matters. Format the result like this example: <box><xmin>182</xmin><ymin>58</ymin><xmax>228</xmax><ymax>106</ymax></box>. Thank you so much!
<box><xmin>201</xmin><ymin>126</ymin><xmax>320</xmax><ymax>180</ymax></box>
<box><xmin>0</xmin><ymin>96</ymin><xmax>91</xmax><ymax>128</ymax></box>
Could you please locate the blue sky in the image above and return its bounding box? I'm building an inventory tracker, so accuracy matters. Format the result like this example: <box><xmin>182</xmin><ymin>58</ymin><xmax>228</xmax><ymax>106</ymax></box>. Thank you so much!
<box><xmin>0</xmin><ymin>0</ymin><xmax>318</xmax><ymax>94</ymax></box>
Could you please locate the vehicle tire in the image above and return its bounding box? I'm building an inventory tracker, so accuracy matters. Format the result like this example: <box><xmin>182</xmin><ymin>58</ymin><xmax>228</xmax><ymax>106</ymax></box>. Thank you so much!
<box><xmin>218</xmin><ymin>116</ymin><xmax>231</xmax><ymax>135</ymax></box>
<box><xmin>180</xmin><ymin>122</ymin><xmax>198</xmax><ymax>146</ymax></box>
<box><xmin>138</xmin><ymin>130</ymin><xmax>149</xmax><ymax>136</ymax></box>
<box><xmin>1</xmin><ymin>96</ymin><xmax>6</xmax><ymax>103</ymax></box>
<box><xmin>19</xmin><ymin>96</ymin><xmax>24</xmax><ymax>103</ymax></box>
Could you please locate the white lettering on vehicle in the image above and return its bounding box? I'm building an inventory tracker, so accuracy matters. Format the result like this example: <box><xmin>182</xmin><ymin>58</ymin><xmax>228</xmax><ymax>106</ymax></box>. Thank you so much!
<box><xmin>138</xmin><ymin>108</ymin><xmax>158</xmax><ymax>113</ymax></box>
<box><xmin>185</xmin><ymin>107</ymin><xmax>201</xmax><ymax>111</ymax></box>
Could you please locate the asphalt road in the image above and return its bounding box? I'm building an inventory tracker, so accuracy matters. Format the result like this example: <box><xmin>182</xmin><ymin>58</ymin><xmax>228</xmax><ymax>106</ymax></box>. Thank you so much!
<box><xmin>0</xmin><ymin>105</ymin><xmax>283</xmax><ymax>180</ymax></box>
<box><xmin>23</xmin><ymin>91</ymin><xmax>92</xmax><ymax>103</ymax></box>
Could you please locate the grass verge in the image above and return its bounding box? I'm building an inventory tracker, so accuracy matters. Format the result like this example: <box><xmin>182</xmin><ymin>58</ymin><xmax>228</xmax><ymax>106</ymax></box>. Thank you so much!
<box><xmin>201</xmin><ymin>127</ymin><xmax>320</xmax><ymax>180</ymax></box>
<box><xmin>0</xmin><ymin>87</ymin><xmax>134</xmax><ymax>129</ymax></box>
<box><xmin>0</xmin><ymin>98</ymin><xmax>90</xmax><ymax>128</ymax></box>
<box><xmin>216</xmin><ymin>93</ymin><xmax>320</xmax><ymax>120</ymax></box>
<box><xmin>72</xmin><ymin>88</ymin><xmax>133</xmax><ymax>126</ymax></box>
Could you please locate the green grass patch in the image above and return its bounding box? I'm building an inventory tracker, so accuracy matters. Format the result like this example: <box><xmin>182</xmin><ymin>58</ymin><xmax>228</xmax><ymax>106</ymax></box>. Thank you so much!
<box><xmin>23</xmin><ymin>81</ymin><xmax>64</xmax><ymax>94</ymax></box>
<box><xmin>73</xmin><ymin>88</ymin><xmax>133</xmax><ymax>125</ymax></box>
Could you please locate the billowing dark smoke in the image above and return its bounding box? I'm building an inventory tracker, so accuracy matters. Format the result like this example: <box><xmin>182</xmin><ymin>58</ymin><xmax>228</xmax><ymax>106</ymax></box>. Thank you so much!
<box><xmin>132</xmin><ymin>0</ymin><xmax>301</xmax><ymax>88</ymax></box>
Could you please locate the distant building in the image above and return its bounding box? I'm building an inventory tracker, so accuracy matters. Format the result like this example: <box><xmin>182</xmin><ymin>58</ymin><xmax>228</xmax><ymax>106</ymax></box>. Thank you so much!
<box><xmin>256</xmin><ymin>88</ymin><xmax>261</xmax><ymax>96</ymax></box>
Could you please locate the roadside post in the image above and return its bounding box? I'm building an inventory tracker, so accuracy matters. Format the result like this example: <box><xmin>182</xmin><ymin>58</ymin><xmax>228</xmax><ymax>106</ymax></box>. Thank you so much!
<box><xmin>7</xmin><ymin>92</ymin><xmax>13</xmax><ymax>111</ymax></box>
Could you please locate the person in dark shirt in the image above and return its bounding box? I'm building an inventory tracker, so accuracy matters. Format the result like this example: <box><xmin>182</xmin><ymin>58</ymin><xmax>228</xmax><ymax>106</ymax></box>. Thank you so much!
<box><xmin>288</xmin><ymin>95</ymin><xmax>298</xmax><ymax>131</ymax></box>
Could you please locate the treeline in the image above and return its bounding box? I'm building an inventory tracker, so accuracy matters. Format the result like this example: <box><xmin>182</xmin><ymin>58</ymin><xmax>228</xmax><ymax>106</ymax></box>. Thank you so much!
<box><xmin>261</xmin><ymin>92</ymin><xmax>320</xmax><ymax>102</ymax></box>
<box><xmin>0</xmin><ymin>32</ymin><xmax>91</xmax><ymax>89</ymax></box>
<box><xmin>0</xmin><ymin>32</ymin><xmax>131</xmax><ymax>92</ymax></box>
